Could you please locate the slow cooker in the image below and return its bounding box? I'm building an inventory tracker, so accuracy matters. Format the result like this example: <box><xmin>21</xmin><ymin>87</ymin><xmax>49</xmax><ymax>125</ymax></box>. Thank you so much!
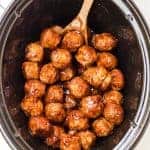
<box><xmin>0</xmin><ymin>0</ymin><xmax>150</xmax><ymax>149</ymax></box>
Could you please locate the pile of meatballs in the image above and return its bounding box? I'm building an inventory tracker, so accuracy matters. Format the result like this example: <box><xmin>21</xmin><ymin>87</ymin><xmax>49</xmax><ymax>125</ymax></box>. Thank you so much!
<box><xmin>21</xmin><ymin>26</ymin><xmax>125</xmax><ymax>150</ymax></box>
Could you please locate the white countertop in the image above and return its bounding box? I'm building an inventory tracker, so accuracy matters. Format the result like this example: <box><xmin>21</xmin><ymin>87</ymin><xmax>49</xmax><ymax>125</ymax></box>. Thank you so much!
<box><xmin>0</xmin><ymin>0</ymin><xmax>150</xmax><ymax>149</ymax></box>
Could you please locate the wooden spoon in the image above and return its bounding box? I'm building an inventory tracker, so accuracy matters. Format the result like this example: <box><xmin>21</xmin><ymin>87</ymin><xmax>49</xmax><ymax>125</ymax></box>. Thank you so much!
<box><xmin>63</xmin><ymin>0</ymin><xmax>94</xmax><ymax>44</ymax></box>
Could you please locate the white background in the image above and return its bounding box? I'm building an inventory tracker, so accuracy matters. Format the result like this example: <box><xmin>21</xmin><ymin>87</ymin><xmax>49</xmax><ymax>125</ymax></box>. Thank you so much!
<box><xmin>0</xmin><ymin>0</ymin><xmax>150</xmax><ymax>149</ymax></box>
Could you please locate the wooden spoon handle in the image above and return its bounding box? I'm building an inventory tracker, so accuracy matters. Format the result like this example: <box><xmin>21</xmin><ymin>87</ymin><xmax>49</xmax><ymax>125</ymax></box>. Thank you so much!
<box><xmin>64</xmin><ymin>0</ymin><xmax>94</xmax><ymax>32</ymax></box>
<box><xmin>78</xmin><ymin>0</ymin><xmax>94</xmax><ymax>24</ymax></box>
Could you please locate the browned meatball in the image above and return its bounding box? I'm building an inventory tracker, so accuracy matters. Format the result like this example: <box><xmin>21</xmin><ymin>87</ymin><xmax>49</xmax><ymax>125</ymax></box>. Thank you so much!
<box><xmin>78</xmin><ymin>131</ymin><xmax>96</xmax><ymax>150</ymax></box>
<box><xmin>45</xmin><ymin>85</ymin><xmax>63</xmax><ymax>103</ymax></box>
<box><xmin>60</xmin><ymin>67</ymin><xmax>75</xmax><ymax>81</ymax></box>
<box><xmin>21</xmin><ymin>96</ymin><xmax>43</xmax><ymax>117</ymax></box>
<box><xmin>25</xmin><ymin>42</ymin><xmax>44</xmax><ymax>62</ymax></box>
<box><xmin>92</xmin><ymin>117</ymin><xmax>114</xmax><ymax>137</ymax></box>
<box><xmin>110</xmin><ymin>69</ymin><xmax>125</xmax><ymax>91</ymax></box>
<box><xmin>62</xmin><ymin>31</ymin><xmax>84</xmax><ymax>52</ymax></box>
<box><xmin>100</xmin><ymin>73</ymin><xmax>112</xmax><ymax>91</ymax></box>
<box><xmin>75</xmin><ymin>45</ymin><xmax>97</xmax><ymax>67</ymax></box>
<box><xmin>97</xmin><ymin>52</ymin><xmax>118</xmax><ymax>70</ymax></box>
<box><xmin>66</xmin><ymin>110</ymin><xmax>89</xmax><ymax>131</ymax></box>
<box><xmin>103</xmin><ymin>103</ymin><xmax>124</xmax><ymax>125</ymax></box>
<box><xmin>80</xmin><ymin>95</ymin><xmax>103</xmax><ymax>119</ymax></box>
<box><xmin>67</xmin><ymin>77</ymin><xmax>89</xmax><ymax>98</ymax></box>
<box><xmin>29</xmin><ymin>116</ymin><xmax>52</xmax><ymax>137</ymax></box>
<box><xmin>22</xmin><ymin>62</ymin><xmax>39</xmax><ymax>80</ymax></box>
<box><xmin>45</xmin><ymin>125</ymin><xmax>64</xmax><ymax>148</ymax></box>
<box><xmin>82</xmin><ymin>66</ymin><xmax>108</xmax><ymax>87</ymax></box>
<box><xmin>51</xmin><ymin>48</ymin><xmax>72</xmax><ymax>69</ymax></box>
<box><xmin>60</xmin><ymin>134</ymin><xmax>81</xmax><ymax>150</ymax></box>
<box><xmin>64</xmin><ymin>95</ymin><xmax>77</xmax><ymax>110</ymax></box>
<box><xmin>24</xmin><ymin>80</ymin><xmax>46</xmax><ymax>98</ymax></box>
<box><xmin>40</xmin><ymin>28</ymin><xmax>61</xmax><ymax>49</ymax></box>
<box><xmin>92</xmin><ymin>33</ymin><xmax>117</xmax><ymax>51</ymax></box>
<box><xmin>40</xmin><ymin>63</ymin><xmax>59</xmax><ymax>84</ymax></box>
<box><xmin>103</xmin><ymin>90</ymin><xmax>123</xmax><ymax>105</ymax></box>
<box><xmin>45</xmin><ymin>103</ymin><xmax>66</xmax><ymax>123</ymax></box>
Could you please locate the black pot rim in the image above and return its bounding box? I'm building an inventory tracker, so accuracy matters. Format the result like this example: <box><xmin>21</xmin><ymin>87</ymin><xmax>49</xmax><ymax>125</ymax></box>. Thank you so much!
<box><xmin>0</xmin><ymin>0</ymin><xmax>150</xmax><ymax>150</ymax></box>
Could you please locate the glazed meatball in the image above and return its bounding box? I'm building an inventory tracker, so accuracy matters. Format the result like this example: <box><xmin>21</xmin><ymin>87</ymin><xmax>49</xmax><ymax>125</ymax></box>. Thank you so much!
<box><xmin>40</xmin><ymin>28</ymin><xmax>61</xmax><ymax>49</ymax></box>
<box><xmin>67</xmin><ymin>77</ymin><xmax>89</xmax><ymax>98</ymax></box>
<box><xmin>110</xmin><ymin>69</ymin><xmax>125</xmax><ymax>91</ymax></box>
<box><xmin>21</xmin><ymin>96</ymin><xmax>43</xmax><ymax>117</ymax></box>
<box><xmin>100</xmin><ymin>73</ymin><xmax>112</xmax><ymax>91</ymax></box>
<box><xmin>45</xmin><ymin>85</ymin><xmax>63</xmax><ymax>103</ymax></box>
<box><xmin>103</xmin><ymin>103</ymin><xmax>124</xmax><ymax>125</ymax></box>
<box><xmin>62</xmin><ymin>30</ymin><xmax>84</xmax><ymax>52</ymax></box>
<box><xmin>92</xmin><ymin>33</ymin><xmax>117</xmax><ymax>51</ymax></box>
<box><xmin>66</xmin><ymin>110</ymin><xmax>89</xmax><ymax>131</ymax></box>
<box><xmin>51</xmin><ymin>48</ymin><xmax>72</xmax><ymax>69</ymax></box>
<box><xmin>97</xmin><ymin>52</ymin><xmax>118</xmax><ymax>70</ymax></box>
<box><xmin>64</xmin><ymin>95</ymin><xmax>77</xmax><ymax>110</ymax></box>
<box><xmin>24</xmin><ymin>80</ymin><xmax>46</xmax><ymax>98</ymax></box>
<box><xmin>80</xmin><ymin>95</ymin><xmax>103</xmax><ymax>119</ymax></box>
<box><xmin>25</xmin><ymin>42</ymin><xmax>44</xmax><ymax>62</ymax></box>
<box><xmin>82</xmin><ymin>66</ymin><xmax>108</xmax><ymax>87</ymax></box>
<box><xmin>78</xmin><ymin>131</ymin><xmax>96</xmax><ymax>150</ymax></box>
<box><xmin>103</xmin><ymin>90</ymin><xmax>123</xmax><ymax>105</ymax></box>
<box><xmin>75</xmin><ymin>45</ymin><xmax>97</xmax><ymax>67</ymax></box>
<box><xmin>40</xmin><ymin>63</ymin><xmax>59</xmax><ymax>84</ymax></box>
<box><xmin>45</xmin><ymin>103</ymin><xmax>66</xmax><ymax>123</ymax></box>
<box><xmin>45</xmin><ymin>125</ymin><xmax>64</xmax><ymax>148</ymax></box>
<box><xmin>29</xmin><ymin>116</ymin><xmax>52</xmax><ymax>137</ymax></box>
<box><xmin>60</xmin><ymin>67</ymin><xmax>75</xmax><ymax>81</ymax></box>
<box><xmin>22</xmin><ymin>62</ymin><xmax>39</xmax><ymax>80</ymax></box>
<box><xmin>60</xmin><ymin>134</ymin><xmax>81</xmax><ymax>150</ymax></box>
<box><xmin>92</xmin><ymin>117</ymin><xmax>114</xmax><ymax>137</ymax></box>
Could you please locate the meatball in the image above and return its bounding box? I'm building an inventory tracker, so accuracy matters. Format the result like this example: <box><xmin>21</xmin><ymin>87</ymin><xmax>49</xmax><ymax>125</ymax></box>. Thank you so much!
<box><xmin>45</xmin><ymin>103</ymin><xmax>66</xmax><ymax>123</ymax></box>
<box><xmin>22</xmin><ymin>62</ymin><xmax>39</xmax><ymax>80</ymax></box>
<box><xmin>51</xmin><ymin>48</ymin><xmax>72</xmax><ymax>69</ymax></box>
<box><xmin>67</xmin><ymin>77</ymin><xmax>89</xmax><ymax>98</ymax></box>
<box><xmin>75</xmin><ymin>45</ymin><xmax>97</xmax><ymax>67</ymax></box>
<box><xmin>82</xmin><ymin>66</ymin><xmax>108</xmax><ymax>87</ymax></box>
<box><xmin>45</xmin><ymin>85</ymin><xmax>64</xmax><ymax>103</ymax></box>
<box><xmin>80</xmin><ymin>95</ymin><xmax>103</xmax><ymax>119</ymax></box>
<box><xmin>100</xmin><ymin>73</ymin><xmax>112</xmax><ymax>91</ymax></box>
<box><xmin>40</xmin><ymin>63</ymin><xmax>59</xmax><ymax>84</ymax></box>
<box><xmin>103</xmin><ymin>103</ymin><xmax>124</xmax><ymax>125</ymax></box>
<box><xmin>66</xmin><ymin>110</ymin><xmax>89</xmax><ymax>131</ymax></box>
<box><xmin>110</xmin><ymin>69</ymin><xmax>125</xmax><ymax>91</ymax></box>
<box><xmin>29</xmin><ymin>116</ymin><xmax>52</xmax><ymax>137</ymax></box>
<box><xmin>25</xmin><ymin>42</ymin><xmax>44</xmax><ymax>62</ymax></box>
<box><xmin>60</xmin><ymin>134</ymin><xmax>81</xmax><ymax>150</ymax></box>
<box><xmin>60</xmin><ymin>67</ymin><xmax>75</xmax><ymax>81</ymax></box>
<box><xmin>24</xmin><ymin>80</ymin><xmax>46</xmax><ymax>98</ymax></box>
<box><xmin>64</xmin><ymin>95</ymin><xmax>77</xmax><ymax>110</ymax></box>
<box><xmin>45</xmin><ymin>125</ymin><xmax>64</xmax><ymax>148</ymax></box>
<box><xmin>97</xmin><ymin>52</ymin><xmax>118</xmax><ymax>70</ymax></box>
<box><xmin>62</xmin><ymin>30</ymin><xmax>84</xmax><ymax>52</ymax></box>
<box><xmin>78</xmin><ymin>131</ymin><xmax>96</xmax><ymax>150</ymax></box>
<box><xmin>21</xmin><ymin>96</ymin><xmax>43</xmax><ymax>117</ymax></box>
<box><xmin>92</xmin><ymin>33</ymin><xmax>117</xmax><ymax>51</ymax></box>
<box><xmin>40</xmin><ymin>28</ymin><xmax>61</xmax><ymax>49</ymax></box>
<box><xmin>92</xmin><ymin>117</ymin><xmax>114</xmax><ymax>137</ymax></box>
<box><xmin>103</xmin><ymin>90</ymin><xmax>123</xmax><ymax>105</ymax></box>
